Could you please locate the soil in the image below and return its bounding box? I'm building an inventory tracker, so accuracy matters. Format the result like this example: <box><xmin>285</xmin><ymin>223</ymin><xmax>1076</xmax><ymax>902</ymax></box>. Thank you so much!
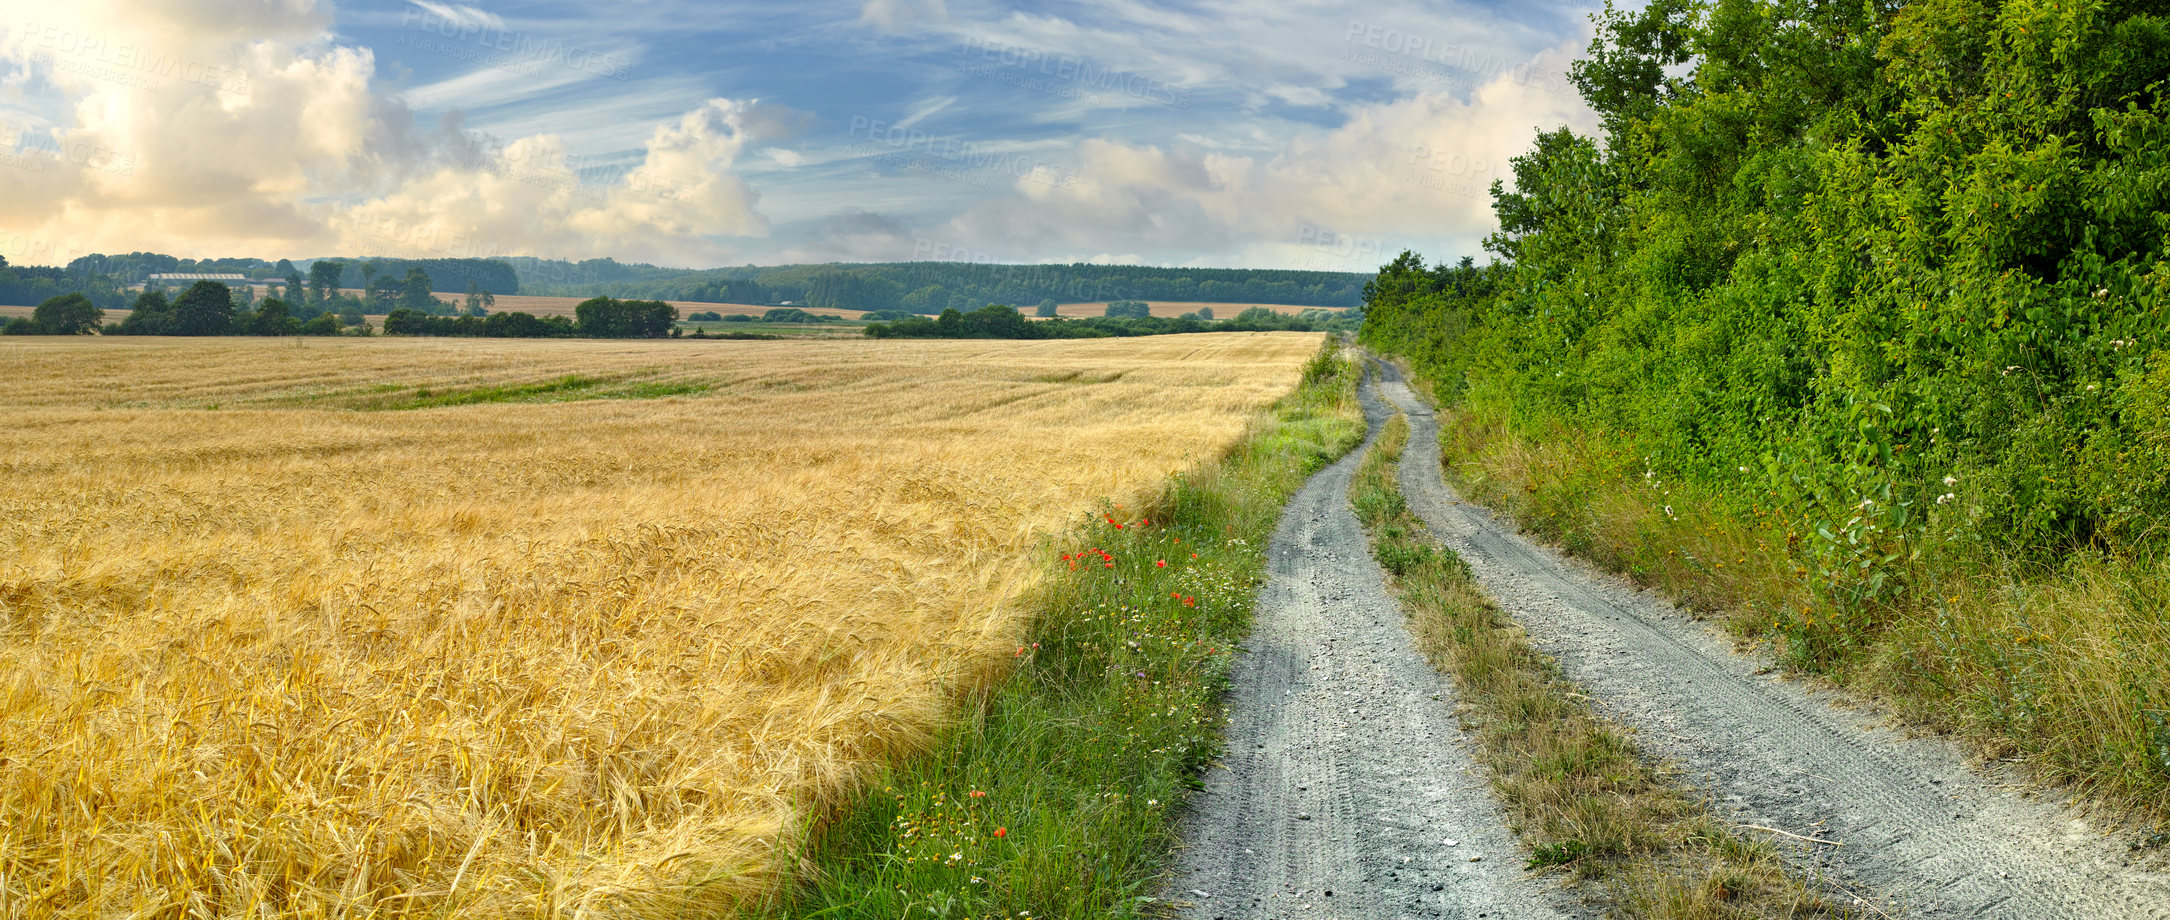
<box><xmin>1371</xmin><ymin>358</ymin><xmax>2170</xmax><ymax>920</ymax></box>
<box><xmin>1165</xmin><ymin>374</ymin><xmax>1593</xmax><ymax>920</ymax></box>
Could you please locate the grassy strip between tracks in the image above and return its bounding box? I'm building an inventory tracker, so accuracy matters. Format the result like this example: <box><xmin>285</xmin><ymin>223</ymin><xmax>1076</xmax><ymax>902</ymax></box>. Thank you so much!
<box><xmin>1351</xmin><ymin>411</ymin><xmax>1845</xmax><ymax>920</ymax></box>
<box><xmin>778</xmin><ymin>340</ymin><xmax>1365</xmax><ymax>919</ymax></box>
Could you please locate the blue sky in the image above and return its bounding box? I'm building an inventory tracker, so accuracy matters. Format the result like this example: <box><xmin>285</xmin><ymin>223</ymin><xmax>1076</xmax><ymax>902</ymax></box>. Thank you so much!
<box><xmin>1</xmin><ymin>0</ymin><xmax>1603</xmax><ymax>270</ymax></box>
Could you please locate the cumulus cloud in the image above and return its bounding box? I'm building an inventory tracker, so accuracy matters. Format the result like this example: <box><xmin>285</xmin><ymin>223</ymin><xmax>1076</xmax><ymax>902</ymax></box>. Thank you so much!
<box><xmin>931</xmin><ymin>41</ymin><xmax>1598</xmax><ymax>269</ymax></box>
<box><xmin>341</xmin><ymin>98</ymin><xmax>797</xmax><ymax>267</ymax></box>
<box><xmin>0</xmin><ymin>0</ymin><xmax>789</xmax><ymax>266</ymax></box>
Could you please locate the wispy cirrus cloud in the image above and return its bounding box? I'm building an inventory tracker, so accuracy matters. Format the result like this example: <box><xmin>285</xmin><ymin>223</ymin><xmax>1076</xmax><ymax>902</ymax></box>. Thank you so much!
<box><xmin>1</xmin><ymin>0</ymin><xmax>1600</xmax><ymax>268</ymax></box>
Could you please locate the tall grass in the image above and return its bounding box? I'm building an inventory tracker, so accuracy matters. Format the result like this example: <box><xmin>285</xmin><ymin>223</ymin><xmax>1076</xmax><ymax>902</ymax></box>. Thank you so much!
<box><xmin>1430</xmin><ymin>392</ymin><xmax>2170</xmax><ymax>824</ymax></box>
<box><xmin>1351</xmin><ymin>412</ymin><xmax>1836</xmax><ymax>920</ymax></box>
<box><xmin>0</xmin><ymin>334</ymin><xmax>1327</xmax><ymax>918</ymax></box>
<box><xmin>785</xmin><ymin>342</ymin><xmax>1364</xmax><ymax>918</ymax></box>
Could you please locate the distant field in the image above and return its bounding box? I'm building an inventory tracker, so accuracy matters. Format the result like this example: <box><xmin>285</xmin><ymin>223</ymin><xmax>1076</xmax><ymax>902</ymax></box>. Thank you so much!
<box><xmin>1050</xmin><ymin>300</ymin><xmax>1349</xmax><ymax>318</ymax></box>
<box><xmin>105</xmin><ymin>289</ymin><xmax>868</xmax><ymax>320</ymax></box>
<box><xmin>0</xmin><ymin>333</ymin><xmax>1323</xmax><ymax>916</ymax></box>
<box><xmin>7</xmin><ymin>297</ymin><xmax>1337</xmax><ymax>325</ymax></box>
<box><xmin>458</xmin><ymin>293</ymin><xmax>869</xmax><ymax>321</ymax></box>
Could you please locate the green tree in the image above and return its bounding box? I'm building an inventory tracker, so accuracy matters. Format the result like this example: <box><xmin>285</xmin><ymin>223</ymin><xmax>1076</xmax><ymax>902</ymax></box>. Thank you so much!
<box><xmin>171</xmin><ymin>281</ymin><xmax>236</xmax><ymax>336</ymax></box>
<box><xmin>1036</xmin><ymin>298</ymin><xmax>1059</xmax><ymax>317</ymax></box>
<box><xmin>574</xmin><ymin>296</ymin><xmax>677</xmax><ymax>338</ymax></box>
<box><xmin>307</xmin><ymin>261</ymin><xmax>344</xmax><ymax>305</ymax></box>
<box><xmin>250</xmin><ymin>298</ymin><xmax>298</xmax><ymax>336</ymax></box>
<box><xmin>364</xmin><ymin>275</ymin><xmax>402</xmax><ymax>314</ymax></box>
<box><xmin>399</xmin><ymin>267</ymin><xmax>439</xmax><ymax>314</ymax></box>
<box><xmin>961</xmin><ymin>304</ymin><xmax>1029</xmax><ymax>337</ymax></box>
<box><xmin>116</xmin><ymin>289</ymin><xmax>176</xmax><ymax>335</ymax></box>
<box><xmin>463</xmin><ymin>280</ymin><xmax>493</xmax><ymax>317</ymax></box>
<box><xmin>32</xmin><ymin>293</ymin><xmax>102</xmax><ymax>334</ymax></box>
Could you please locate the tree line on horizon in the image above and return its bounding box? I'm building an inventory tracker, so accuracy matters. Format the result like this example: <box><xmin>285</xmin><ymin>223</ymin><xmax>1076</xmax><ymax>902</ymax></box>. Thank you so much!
<box><xmin>6</xmin><ymin>251</ymin><xmax>1375</xmax><ymax>318</ymax></box>
<box><xmin>863</xmin><ymin>303</ymin><xmax>1352</xmax><ymax>339</ymax></box>
<box><xmin>514</xmin><ymin>259</ymin><xmax>1372</xmax><ymax>312</ymax></box>
<box><xmin>1</xmin><ymin>272</ymin><xmax>632</xmax><ymax>338</ymax></box>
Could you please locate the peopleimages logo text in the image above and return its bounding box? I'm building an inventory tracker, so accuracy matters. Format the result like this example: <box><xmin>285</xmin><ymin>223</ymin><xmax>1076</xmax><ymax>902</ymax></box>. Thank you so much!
<box><xmin>20</xmin><ymin>22</ymin><xmax>249</xmax><ymax>91</ymax></box>
<box><xmin>954</xmin><ymin>37</ymin><xmax>1190</xmax><ymax>109</ymax></box>
<box><xmin>397</xmin><ymin>9</ymin><xmax>630</xmax><ymax>80</ymax></box>
<box><xmin>1343</xmin><ymin>20</ymin><xmax>1572</xmax><ymax>94</ymax></box>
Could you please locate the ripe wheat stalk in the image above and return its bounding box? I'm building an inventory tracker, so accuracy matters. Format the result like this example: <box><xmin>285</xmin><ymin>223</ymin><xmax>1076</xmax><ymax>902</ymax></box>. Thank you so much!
<box><xmin>0</xmin><ymin>333</ymin><xmax>1321</xmax><ymax>918</ymax></box>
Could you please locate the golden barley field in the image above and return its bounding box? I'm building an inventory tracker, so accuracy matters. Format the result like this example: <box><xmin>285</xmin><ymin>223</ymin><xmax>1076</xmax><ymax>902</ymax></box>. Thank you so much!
<box><xmin>0</xmin><ymin>333</ymin><xmax>1322</xmax><ymax>919</ymax></box>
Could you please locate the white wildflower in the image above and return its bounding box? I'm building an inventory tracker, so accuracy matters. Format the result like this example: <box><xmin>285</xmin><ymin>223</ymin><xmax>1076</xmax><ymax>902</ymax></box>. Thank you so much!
<box><xmin>1943</xmin><ymin>475</ymin><xmax>1959</xmax><ymax>487</ymax></box>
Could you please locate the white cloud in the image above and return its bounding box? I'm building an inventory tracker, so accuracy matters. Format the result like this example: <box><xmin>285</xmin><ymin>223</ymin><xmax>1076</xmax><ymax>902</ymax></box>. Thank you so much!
<box><xmin>405</xmin><ymin>1</ymin><xmax>505</xmax><ymax>33</ymax></box>
<box><xmin>933</xmin><ymin>40</ymin><xmax>1598</xmax><ymax>268</ymax></box>
<box><xmin>343</xmin><ymin>98</ymin><xmax>798</xmax><ymax>266</ymax></box>
<box><xmin>860</xmin><ymin>0</ymin><xmax>949</xmax><ymax>31</ymax></box>
<box><xmin>892</xmin><ymin>94</ymin><xmax>956</xmax><ymax>131</ymax></box>
<box><xmin>0</xmin><ymin>0</ymin><xmax>792</xmax><ymax>266</ymax></box>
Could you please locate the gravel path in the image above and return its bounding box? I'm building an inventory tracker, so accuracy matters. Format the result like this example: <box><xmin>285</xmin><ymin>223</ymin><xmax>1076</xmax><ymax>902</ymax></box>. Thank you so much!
<box><xmin>1166</xmin><ymin>374</ymin><xmax>1590</xmax><ymax>920</ymax></box>
<box><xmin>1372</xmin><ymin>359</ymin><xmax>2170</xmax><ymax>920</ymax></box>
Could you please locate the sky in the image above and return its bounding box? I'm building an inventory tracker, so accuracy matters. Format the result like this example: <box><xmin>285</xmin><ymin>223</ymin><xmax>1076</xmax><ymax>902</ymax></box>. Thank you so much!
<box><xmin>0</xmin><ymin>0</ymin><xmax>1603</xmax><ymax>272</ymax></box>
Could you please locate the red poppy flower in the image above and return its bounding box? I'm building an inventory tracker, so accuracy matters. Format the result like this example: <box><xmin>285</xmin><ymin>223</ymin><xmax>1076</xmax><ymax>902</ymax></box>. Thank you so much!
<box><xmin>969</xmin><ymin>790</ymin><xmax>988</xmax><ymax>798</ymax></box>
<box><xmin>1183</xmin><ymin>596</ymin><xmax>1196</xmax><ymax>607</ymax></box>
<box><xmin>1061</xmin><ymin>553</ymin><xmax>1072</xmax><ymax>561</ymax></box>
<box><xmin>1155</xmin><ymin>560</ymin><xmax>1167</xmax><ymax>568</ymax></box>
<box><xmin>1104</xmin><ymin>562</ymin><xmax>1114</xmax><ymax>568</ymax></box>
<box><xmin>1114</xmin><ymin>523</ymin><xmax>1125</xmax><ymax>529</ymax></box>
<box><xmin>992</xmin><ymin>827</ymin><xmax>1007</xmax><ymax>838</ymax></box>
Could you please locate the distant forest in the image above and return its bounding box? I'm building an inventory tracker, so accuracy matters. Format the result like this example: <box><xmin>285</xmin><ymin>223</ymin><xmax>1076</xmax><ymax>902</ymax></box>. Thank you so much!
<box><xmin>0</xmin><ymin>253</ymin><xmax>522</xmax><ymax>308</ymax></box>
<box><xmin>4</xmin><ymin>252</ymin><xmax>1370</xmax><ymax>313</ymax></box>
<box><xmin>508</xmin><ymin>258</ymin><xmax>1372</xmax><ymax>311</ymax></box>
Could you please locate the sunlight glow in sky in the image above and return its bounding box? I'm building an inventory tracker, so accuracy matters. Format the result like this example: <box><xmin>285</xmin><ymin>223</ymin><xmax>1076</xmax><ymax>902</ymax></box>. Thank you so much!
<box><xmin>0</xmin><ymin>0</ymin><xmax>1602</xmax><ymax>270</ymax></box>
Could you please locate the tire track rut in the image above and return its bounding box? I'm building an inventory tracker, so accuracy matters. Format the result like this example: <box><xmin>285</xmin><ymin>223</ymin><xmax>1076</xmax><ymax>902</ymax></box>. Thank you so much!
<box><xmin>1372</xmin><ymin>359</ymin><xmax>2170</xmax><ymax>920</ymax></box>
<box><xmin>1167</xmin><ymin>373</ymin><xmax>1589</xmax><ymax>920</ymax></box>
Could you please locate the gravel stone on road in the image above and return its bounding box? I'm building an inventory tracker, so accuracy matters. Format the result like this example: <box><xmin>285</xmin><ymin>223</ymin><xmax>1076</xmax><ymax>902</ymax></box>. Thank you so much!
<box><xmin>1372</xmin><ymin>359</ymin><xmax>2170</xmax><ymax>920</ymax></box>
<box><xmin>1167</xmin><ymin>373</ymin><xmax>1590</xmax><ymax>920</ymax></box>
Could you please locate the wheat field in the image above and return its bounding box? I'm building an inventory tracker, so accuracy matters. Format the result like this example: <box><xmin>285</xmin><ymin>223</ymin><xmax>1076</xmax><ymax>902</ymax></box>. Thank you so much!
<box><xmin>0</xmin><ymin>333</ymin><xmax>1322</xmax><ymax>919</ymax></box>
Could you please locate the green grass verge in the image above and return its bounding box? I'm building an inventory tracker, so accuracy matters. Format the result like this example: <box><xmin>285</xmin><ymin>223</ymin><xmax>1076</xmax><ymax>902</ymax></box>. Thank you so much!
<box><xmin>1350</xmin><ymin>411</ymin><xmax>1842</xmax><ymax>920</ymax></box>
<box><xmin>780</xmin><ymin>341</ymin><xmax>1364</xmax><ymax>919</ymax></box>
<box><xmin>1410</xmin><ymin>384</ymin><xmax>2170</xmax><ymax>829</ymax></box>
<box><xmin>355</xmin><ymin>374</ymin><xmax>710</xmax><ymax>410</ymax></box>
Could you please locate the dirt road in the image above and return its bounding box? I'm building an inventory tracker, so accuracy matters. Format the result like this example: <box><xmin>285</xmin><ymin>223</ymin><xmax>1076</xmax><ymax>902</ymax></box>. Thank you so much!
<box><xmin>1166</xmin><ymin>377</ymin><xmax>1590</xmax><ymax>919</ymax></box>
<box><xmin>1371</xmin><ymin>360</ymin><xmax>2170</xmax><ymax>919</ymax></box>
